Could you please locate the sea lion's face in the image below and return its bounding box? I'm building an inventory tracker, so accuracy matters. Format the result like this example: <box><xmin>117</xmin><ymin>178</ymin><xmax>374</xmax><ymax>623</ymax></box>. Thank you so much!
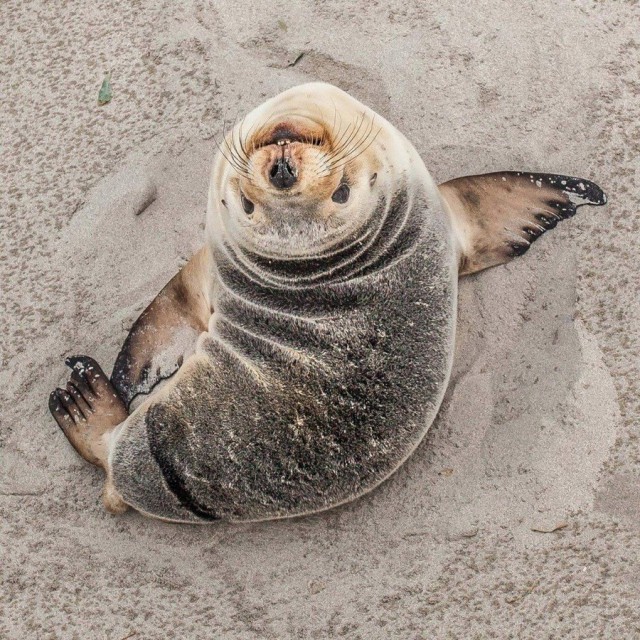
<box><xmin>210</xmin><ymin>84</ymin><xmax>386</xmax><ymax>259</ymax></box>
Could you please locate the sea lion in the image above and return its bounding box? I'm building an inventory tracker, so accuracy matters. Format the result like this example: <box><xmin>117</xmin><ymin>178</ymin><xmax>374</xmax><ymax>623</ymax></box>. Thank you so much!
<box><xmin>49</xmin><ymin>82</ymin><xmax>606</xmax><ymax>522</ymax></box>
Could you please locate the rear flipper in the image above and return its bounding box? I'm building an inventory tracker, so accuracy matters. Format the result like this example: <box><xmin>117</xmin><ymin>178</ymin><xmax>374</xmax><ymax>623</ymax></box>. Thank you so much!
<box><xmin>111</xmin><ymin>246</ymin><xmax>213</xmax><ymax>407</ymax></box>
<box><xmin>49</xmin><ymin>356</ymin><xmax>128</xmax><ymax>467</ymax></box>
<box><xmin>49</xmin><ymin>355</ymin><xmax>130</xmax><ymax>513</ymax></box>
<box><xmin>438</xmin><ymin>172</ymin><xmax>607</xmax><ymax>276</ymax></box>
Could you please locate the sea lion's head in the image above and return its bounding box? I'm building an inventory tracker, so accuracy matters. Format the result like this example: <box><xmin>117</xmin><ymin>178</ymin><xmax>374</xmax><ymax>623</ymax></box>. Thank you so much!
<box><xmin>208</xmin><ymin>83</ymin><xmax>411</xmax><ymax>260</ymax></box>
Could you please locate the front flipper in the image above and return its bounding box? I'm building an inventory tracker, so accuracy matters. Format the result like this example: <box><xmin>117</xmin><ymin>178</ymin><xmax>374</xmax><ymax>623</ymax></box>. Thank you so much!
<box><xmin>111</xmin><ymin>246</ymin><xmax>213</xmax><ymax>408</ymax></box>
<box><xmin>438</xmin><ymin>172</ymin><xmax>607</xmax><ymax>276</ymax></box>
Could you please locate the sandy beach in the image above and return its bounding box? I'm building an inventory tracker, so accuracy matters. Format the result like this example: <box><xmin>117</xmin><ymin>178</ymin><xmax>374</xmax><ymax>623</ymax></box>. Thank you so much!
<box><xmin>1</xmin><ymin>1</ymin><xmax>639</xmax><ymax>637</ymax></box>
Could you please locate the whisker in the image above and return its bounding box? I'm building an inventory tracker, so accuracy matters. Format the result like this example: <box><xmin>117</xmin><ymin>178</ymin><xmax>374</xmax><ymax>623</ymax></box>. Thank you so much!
<box><xmin>222</xmin><ymin>120</ymin><xmax>249</xmax><ymax>172</ymax></box>
<box><xmin>233</xmin><ymin>128</ymin><xmax>251</xmax><ymax>171</ymax></box>
<box><xmin>332</xmin><ymin>112</ymin><xmax>363</xmax><ymax>152</ymax></box>
<box><xmin>214</xmin><ymin>136</ymin><xmax>251</xmax><ymax>177</ymax></box>
<box><xmin>310</xmin><ymin>150</ymin><xmax>333</xmax><ymax>178</ymax></box>
<box><xmin>325</xmin><ymin>121</ymin><xmax>355</xmax><ymax>163</ymax></box>
<box><xmin>327</xmin><ymin>109</ymin><xmax>352</xmax><ymax>153</ymax></box>
<box><xmin>328</xmin><ymin>115</ymin><xmax>374</xmax><ymax>168</ymax></box>
<box><xmin>244</xmin><ymin>118</ymin><xmax>263</xmax><ymax>157</ymax></box>
<box><xmin>328</xmin><ymin>112</ymin><xmax>371</xmax><ymax>166</ymax></box>
<box><xmin>329</xmin><ymin>98</ymin><xmax>338</xmax><ymax>141</ymax></box>
<box><xmin>325</xmin><ymin>126</ymin><xmax>382</xmax><ymax>176</ymax></box>
<box><xmin>237</xmin><ymin>116</ymin><xmax>252</xmax><ymax>164</ymax></box>
<box><xmin>326</xmin><ymin>112</ymin><xmax>368</xmax><ymax>164</ymax></box>
<box><xmin>332</xmin><ymin>105</ymin><xmax>343</xmax><ymax>147</ymax></box>
<box><xmin>247</xmin><ymin>109</ymin><xmax>282</xmax><ymax>153</ymax></box>
<box><xmin>217</xmin><ymin>123</ymin><xmax>252</xmax><ymax>177</ymax></box>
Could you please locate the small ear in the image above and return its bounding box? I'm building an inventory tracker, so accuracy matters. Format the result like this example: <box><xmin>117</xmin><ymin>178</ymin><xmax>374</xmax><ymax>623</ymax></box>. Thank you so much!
<box><xmin>438</xmin><ymin>171</ymin><xmax>606</xmax><ymax>276</ymax></box>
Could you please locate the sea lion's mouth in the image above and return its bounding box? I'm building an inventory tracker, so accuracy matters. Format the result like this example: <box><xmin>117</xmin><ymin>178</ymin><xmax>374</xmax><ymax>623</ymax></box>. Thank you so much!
<box><xmin>255</xmin><ymin>125</ymin><xmax>325</xmax><ymax>149</ymax></box>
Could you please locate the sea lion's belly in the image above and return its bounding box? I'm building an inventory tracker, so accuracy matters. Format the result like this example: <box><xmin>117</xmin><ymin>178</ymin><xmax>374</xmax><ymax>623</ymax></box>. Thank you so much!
<box><xmin>136</xmin><ymin>235</ymin><xmax>456</xmax><ymax>522</ymax></box>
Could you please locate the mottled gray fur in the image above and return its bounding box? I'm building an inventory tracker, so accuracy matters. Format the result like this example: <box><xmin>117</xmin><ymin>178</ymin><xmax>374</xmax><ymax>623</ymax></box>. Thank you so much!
<box><xmin>111</xmin><ymin>181</ymin><xmax>457</xmax><ymax>522</ymax></box>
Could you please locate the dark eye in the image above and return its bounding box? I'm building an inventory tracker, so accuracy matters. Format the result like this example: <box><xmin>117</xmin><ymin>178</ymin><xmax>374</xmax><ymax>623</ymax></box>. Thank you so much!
<box><xmin>240</xmin><ymin>191</ymin><xmax>254</xmax><ymax>215</ymax></box>
<box><xmin>370</xmin><ymin>173</ymin><xmax>377</xmax><ymax>186</ymax></box>
<box><xmin>331</xmin><ymin>183</ymin><xmax>350</xmax><ymax>204</ymax></box>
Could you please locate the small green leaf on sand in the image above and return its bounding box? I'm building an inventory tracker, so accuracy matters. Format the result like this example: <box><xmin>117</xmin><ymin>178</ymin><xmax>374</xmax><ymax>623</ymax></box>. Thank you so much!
<box><xmin>277</xmin><ymin>19</ymin><xmax>287</xmax><ymax>31</ymax></box>
<box><xmin>98</xmin><ymin>72</ymin><xmax>112</xmax><ymax>106</ymax></box>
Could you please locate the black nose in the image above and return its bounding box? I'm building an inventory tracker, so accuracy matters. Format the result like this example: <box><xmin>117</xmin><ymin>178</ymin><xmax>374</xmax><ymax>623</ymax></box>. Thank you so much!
<box><xmin>269</xmin><ymin>158</ymin><xmax>297</xmax><ymax>189</ymax></box>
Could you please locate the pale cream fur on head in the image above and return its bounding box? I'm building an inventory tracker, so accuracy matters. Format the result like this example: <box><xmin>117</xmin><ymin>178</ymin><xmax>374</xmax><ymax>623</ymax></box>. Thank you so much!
<box><xmin>207</xmin><ymin>82</ymin><xmax>430</xmax><ymax>259</ymax></box>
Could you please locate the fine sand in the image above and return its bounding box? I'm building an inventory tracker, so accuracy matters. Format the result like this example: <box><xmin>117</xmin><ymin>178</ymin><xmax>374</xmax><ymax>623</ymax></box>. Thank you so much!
<box><xmin>1</xmin><ymin>1</ymin><xmax>639</xmax><ymax>638</ymax></box>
